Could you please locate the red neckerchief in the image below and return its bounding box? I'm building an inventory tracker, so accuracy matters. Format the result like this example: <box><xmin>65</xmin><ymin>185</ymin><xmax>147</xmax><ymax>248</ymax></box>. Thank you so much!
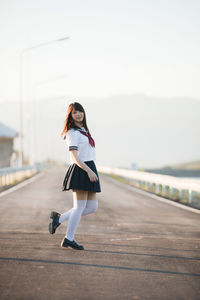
<box><xmin>77</xmin><ymin>128</ymin><xmax>95</xmax><ymax>147</ymax></box>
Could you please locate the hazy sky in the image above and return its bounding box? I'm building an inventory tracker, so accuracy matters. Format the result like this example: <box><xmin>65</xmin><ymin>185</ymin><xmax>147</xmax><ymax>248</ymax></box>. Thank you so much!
<box><xmin>0</xmin><ymin>0</ymin><xmax>200</xmax><ymax>102</ymax></box>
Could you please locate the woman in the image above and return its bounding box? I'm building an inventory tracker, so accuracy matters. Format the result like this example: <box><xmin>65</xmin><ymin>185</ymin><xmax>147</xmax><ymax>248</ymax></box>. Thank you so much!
<box><xmin>49</xmin><ymin>102</ymin><xmax>101</xmax><ymax>250</ymax></box>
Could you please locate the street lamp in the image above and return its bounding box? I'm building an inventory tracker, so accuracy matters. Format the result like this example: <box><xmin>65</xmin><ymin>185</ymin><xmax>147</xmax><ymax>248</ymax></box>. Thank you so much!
<box><xmin>31</xmin><ymin>74</ymin><xmax>68</xmax><ymax>166</ymax></box>
<box><xmin>18</xmin><ymin>36</ymin><xmax>70</xmax><ymax>167</ymax></box>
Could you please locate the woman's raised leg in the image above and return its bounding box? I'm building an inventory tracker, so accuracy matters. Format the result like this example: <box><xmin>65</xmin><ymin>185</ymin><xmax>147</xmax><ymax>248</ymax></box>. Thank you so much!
<box><xmin>59</xmin><ymin>190</ymin><xmax>88</xmax><ymax>223</ymax></box>
<box><xmin>82</xmin><ymin>192</ymin><xmax>98</xmax><ymax>216</ymax></box>
<box><xmin>59</xmin><ymin>191</ymin><xmax>98</xmax><ymax>222</ymax></box>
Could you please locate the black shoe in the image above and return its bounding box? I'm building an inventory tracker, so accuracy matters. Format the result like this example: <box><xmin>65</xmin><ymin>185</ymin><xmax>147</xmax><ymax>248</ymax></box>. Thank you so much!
<box><xmin>61</xmin><ymin>238</ymin><xmax>84</xmax><ymax>250</ymax></box>
<box><xmin>49</xmin><ymin>211</ymin><xmax>61</xmax><ymax>234</ymax></box>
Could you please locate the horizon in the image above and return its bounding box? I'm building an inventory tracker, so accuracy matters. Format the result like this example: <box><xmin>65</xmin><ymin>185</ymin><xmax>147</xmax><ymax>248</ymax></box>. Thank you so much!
<box><xmin>1</xmin><ymin>95</ymin><xmax>200</xmax><ymax>169</ymax></box>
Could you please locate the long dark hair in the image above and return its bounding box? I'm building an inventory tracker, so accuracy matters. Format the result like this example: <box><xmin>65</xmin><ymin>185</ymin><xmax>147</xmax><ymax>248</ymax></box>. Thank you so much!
<box><xmin>61</xmin><ymin>102</ymin><xmax>89</xmax><ymax>139</ymax></box>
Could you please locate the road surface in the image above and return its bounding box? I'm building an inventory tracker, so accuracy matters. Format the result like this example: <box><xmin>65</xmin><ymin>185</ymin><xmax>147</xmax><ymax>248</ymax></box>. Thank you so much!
<box><xmin>0</xmin><ymin>166</ymin><xmax>200</xmax><ymax>300</ymax></box>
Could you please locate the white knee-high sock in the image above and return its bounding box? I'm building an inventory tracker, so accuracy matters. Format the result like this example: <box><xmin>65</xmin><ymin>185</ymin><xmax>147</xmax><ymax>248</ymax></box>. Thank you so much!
<box><xmin>82</xmin><ymin>200</ymin><xmax>98</xmax><ymax>216</ymax></box>
<box><xmin>59</xmin><ymin>208</ymin><xmax>74</xmax><ymax>223</ymax></box>
<box><xmin>66</xmin><ymin>200</ymin><xmax>87</xmax><ymax>241</ymax></box>
<box><xmin>59</xmin><ymin>200</ymin><xmax>98</xmax><ymax>223</ymax></box>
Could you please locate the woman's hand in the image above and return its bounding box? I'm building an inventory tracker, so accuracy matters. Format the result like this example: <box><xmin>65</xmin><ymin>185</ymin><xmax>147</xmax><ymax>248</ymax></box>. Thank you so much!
<box><xmin>87</xmin><ymin>169</ymin><xmax>98</xmax><ymax>182</ymax></box>
<box><xmin>70</xmin><ymin>150</ymin><xmax>98</xmax><ymax>182</ymax></box>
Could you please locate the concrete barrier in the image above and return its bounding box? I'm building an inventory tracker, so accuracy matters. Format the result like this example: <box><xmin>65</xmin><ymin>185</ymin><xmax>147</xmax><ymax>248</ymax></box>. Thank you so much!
<box><xmin>0</xmin><ymin>166</ymin><xmax>39</xmax><ymax>189</ymax></box>
<box><xmin>98</xmin><ymin>166</ymin><xmax>200</xmax><ymax>207</ymax></box>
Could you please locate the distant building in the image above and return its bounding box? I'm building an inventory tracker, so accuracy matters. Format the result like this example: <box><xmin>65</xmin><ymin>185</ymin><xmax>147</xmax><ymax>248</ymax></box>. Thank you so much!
<box><xmin>0</xmin><ymin>122</ymin><xmax>18</xmax><ymax>168</ymax></box>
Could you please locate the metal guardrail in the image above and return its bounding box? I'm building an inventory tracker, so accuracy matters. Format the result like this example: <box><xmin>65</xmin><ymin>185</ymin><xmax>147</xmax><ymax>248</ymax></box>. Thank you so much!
<box><xmin>0</xmin><ymin>165</ymin><xmax>41</xmax><ymax>189</ymax></box>
<box><xmin>98</xmin><ymin>166</ymin><xmax>200</xmax><ymax>206</ymax></box>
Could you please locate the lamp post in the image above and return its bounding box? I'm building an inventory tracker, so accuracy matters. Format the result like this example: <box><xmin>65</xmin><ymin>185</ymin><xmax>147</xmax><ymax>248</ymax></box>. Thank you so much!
<box><xmin>18</xmin><ymin>36</ymin><xmax>70</xmax><ymax>167</ymax></box>
<box><xmin>31</xmin><ymin>74</ymin><xmax>68</xmax><ymax>166</ymax></box>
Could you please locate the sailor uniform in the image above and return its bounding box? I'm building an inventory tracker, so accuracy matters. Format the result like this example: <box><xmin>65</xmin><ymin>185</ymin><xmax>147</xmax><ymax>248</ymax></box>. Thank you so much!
<box><xmin>62</xmin><ymin>126</ymin><xmax>101</xmax><ymax>193</ymax></box>
<box><xmin>67</xmin><ymin>127</ymin><xmax>96</xmax><ymax>164</ymax></box>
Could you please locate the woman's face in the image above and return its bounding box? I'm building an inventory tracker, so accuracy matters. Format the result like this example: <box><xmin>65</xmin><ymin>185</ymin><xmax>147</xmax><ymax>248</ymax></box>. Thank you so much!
<box><xmin>71</xmin><ymin>108</ymin><xmax>84</xmax><ymax>125</ymax></box>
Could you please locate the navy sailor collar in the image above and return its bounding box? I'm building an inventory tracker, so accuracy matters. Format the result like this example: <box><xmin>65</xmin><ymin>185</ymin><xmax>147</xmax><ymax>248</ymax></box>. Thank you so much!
<box><xmin>72</xmin><ymin>125</ymin><xmax>95</xmax><ymax>147</ymax></box>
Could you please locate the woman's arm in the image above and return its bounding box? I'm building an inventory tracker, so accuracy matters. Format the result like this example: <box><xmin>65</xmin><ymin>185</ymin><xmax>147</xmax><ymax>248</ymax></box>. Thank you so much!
<box><xmin>70</xmin><ymin>150</ymin><xmax>98</xmax><ymax>182</ymax></box>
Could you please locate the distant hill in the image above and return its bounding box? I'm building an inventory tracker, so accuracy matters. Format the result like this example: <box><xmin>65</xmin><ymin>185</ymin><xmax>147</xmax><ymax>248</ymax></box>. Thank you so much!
<box><xmin>145</xmin><ymin>159</ymin><xmax>200</xmax><ymax>177</ymax></box>
<box><xmin>169</xmin><ymin>160</ymin><xmax>200</xmax><ymax>170</ymax></box>
<box><xmin>0</xmin><ymin>94</ymin><xmax>200</xmax><ymax>168</ymax></box>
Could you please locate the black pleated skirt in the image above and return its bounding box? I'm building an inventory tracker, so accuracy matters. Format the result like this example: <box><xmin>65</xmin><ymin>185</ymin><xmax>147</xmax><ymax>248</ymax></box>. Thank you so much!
<box><xmin>62</xmin><ymin>160</ymin><xmax>101</xmax><ymax>193</ymax></box>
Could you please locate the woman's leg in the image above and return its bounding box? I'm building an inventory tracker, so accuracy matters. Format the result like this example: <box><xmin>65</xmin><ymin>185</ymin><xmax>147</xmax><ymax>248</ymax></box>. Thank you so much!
<box><xmin>59</xmin><ymin>191</ymin><xmax>98</xmax><ymax>222</ymax></box>
<box><xmin>59</xmin><ymin>208</ymin><xmax>74</xmax><ymax>223</ymax></box>
<box><xmin>59</xmin><ymin>190</ymin><xmax>87</xmax><ymax>223</ymax></box>
<box><xmin>65</xmin><ymin>190</ymin><xmax>88</xmax><ymax>241</ymax></box>
<box><xmin>82</xmin><ymin>192</ymin><xmax>98</xmax><ymax>216</ymax></box>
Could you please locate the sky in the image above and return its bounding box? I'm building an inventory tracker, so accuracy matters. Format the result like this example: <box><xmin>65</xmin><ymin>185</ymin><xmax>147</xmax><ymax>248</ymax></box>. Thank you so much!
<box><xmin>0</xmin><ymin>0</ymin><xmax>200</xmax><ymax>102</ymax></box>
<box><xmin>0</xmin><ymin>0</ymin><xmax>200</xmax><ymax>169</ymax></box>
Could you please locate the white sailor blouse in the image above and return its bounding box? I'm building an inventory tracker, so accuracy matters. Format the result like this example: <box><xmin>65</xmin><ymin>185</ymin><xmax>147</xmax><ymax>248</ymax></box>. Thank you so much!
<box><xmin>66</xmin><ymin>127</ymin><xmax>96</xmax><ymax>164</ymax></box>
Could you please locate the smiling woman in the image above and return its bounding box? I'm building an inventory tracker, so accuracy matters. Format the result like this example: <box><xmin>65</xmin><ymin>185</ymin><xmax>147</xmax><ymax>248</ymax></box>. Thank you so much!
<box><xmin>48</xmin><ymin>102</ymin><xmax>101</xmax><ymax>250</ymax></box>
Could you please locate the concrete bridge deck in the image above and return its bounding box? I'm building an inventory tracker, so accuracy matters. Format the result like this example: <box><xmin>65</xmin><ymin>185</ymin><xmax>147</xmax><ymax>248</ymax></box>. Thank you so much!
<box><xmin>0</xmin><ymin>166</ymin><xmax>200</xmax><ymax>299</ymax></box>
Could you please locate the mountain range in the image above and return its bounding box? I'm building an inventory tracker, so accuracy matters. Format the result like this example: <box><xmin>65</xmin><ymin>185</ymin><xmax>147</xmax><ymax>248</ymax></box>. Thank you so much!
<box><xmin>1</xmin><ymin>94</ymin><xmax>200</xmax><ymax>169</ymax></box>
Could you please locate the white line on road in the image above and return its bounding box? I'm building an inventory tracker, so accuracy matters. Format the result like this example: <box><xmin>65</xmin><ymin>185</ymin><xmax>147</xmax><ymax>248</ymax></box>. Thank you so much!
<box><xmin>110</xmin><ymin>237</ymin><xmax>143</xmax><ymax>241</ymax></box>
<box><xmin>0</xmin><ymin>173</ymin><xmax>44</xmax><ymax>198</ymax></box>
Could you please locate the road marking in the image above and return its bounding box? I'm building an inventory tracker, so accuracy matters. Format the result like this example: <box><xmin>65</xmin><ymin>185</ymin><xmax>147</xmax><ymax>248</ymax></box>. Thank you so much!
<box><xmin>105</xmin><ymin>175</ymin><xmax>200</xmax><ymax>214</ymax></box>
<box><xmin>86</xmin><ymin>241</ymin><xmax>200</xmax><ymax>253</ymax></box>
<box><xmin>86</xmin><ymin>249</ymin><xmax>200</xmax><ymax>261</ymax></box>
<box><xmin>110</xmin><ymin>237</ymin><xmax>143</xmax><ymax>241</ymax></box>
<box><xmin>0</xmin><ymin>257</ymin><xmax>200</xmax><ymax>277</ymax></box>
<box><xmin>0</xmin><ymin>173</ymin><xmax>44</xmax><ymax>198</ymax></box>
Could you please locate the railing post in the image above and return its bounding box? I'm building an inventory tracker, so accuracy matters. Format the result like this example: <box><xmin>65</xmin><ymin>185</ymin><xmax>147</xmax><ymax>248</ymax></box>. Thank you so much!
<box><xmin>156</xmin><ymin>184</ymin><xmax>161</xmax><ymax>194</ymax></box>
<box><xmin>179</xmin><ymin>189</ymin><xmax>184</xmax><ymax>199</ymax></box>
<box><xmin>170</xmin><ymin>187</ymin><xmax>175</xmax><ymax>198</ymax></box>
<box><xmin>163</xmin><ymin>185</ymin><xmax>167</xmax><ymax>196</ymax></box>
<box><xmin>188</xmin><ymin>189</ymin><xmax>194</xmax><ymax>204</ymax></box>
